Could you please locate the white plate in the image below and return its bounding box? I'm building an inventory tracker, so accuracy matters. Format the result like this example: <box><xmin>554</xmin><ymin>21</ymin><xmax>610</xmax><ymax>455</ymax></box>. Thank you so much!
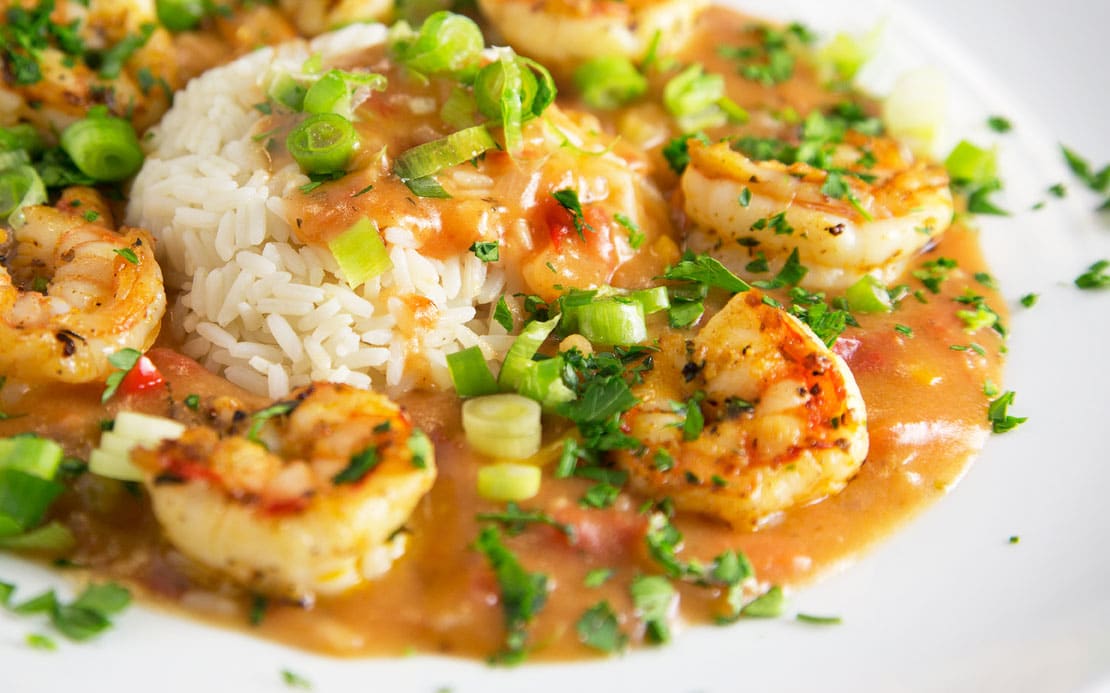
<box><xmin>4</xmin><ymin>1</ymin><xmax>1109</xmax><ymax>691</ymax></box>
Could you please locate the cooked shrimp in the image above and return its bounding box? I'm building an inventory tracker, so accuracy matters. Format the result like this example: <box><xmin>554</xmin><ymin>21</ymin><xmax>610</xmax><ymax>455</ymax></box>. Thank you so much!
<box><xmin>0</xmin><ymin>192</ymin><xmax>166</xmax><ymax>383</ymax></box>
<box><xmin>0</xmin><ymin>0</ymin><xmax>180</xmax><ymax>132</ymax></box>
<box><xmin>132</xmin><ymin>383</ymin><xmax>437</xmax><ymax>600</ymax></box>
<box><xmin>277</xmin><ymin>0</ymin><xmax>391</xmax><ymax>36</ymax></box>
<box><xmin>477</xmin><ymin>0</ymin><xmax>707</xmax><ymax>76</ymax></box>
<box><xmin>681</xmin><ymin>135</ymin><xmax>954</xmax><ymax>291</ymax></box>
<box><xmin>615</xmin><ymin>289</ymin><xmax>868</xmax><ymax>529</ymax></box>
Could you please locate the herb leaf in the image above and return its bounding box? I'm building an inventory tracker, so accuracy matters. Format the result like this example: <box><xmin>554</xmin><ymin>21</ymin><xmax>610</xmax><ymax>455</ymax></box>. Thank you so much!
<box><xmin>473</xmin><ymin>527</ymin><xmax>549</xmax><ymax>664</ymax></box>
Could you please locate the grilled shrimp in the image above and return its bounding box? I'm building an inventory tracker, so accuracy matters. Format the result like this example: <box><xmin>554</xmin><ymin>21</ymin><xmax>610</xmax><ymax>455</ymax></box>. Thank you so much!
<box><xmin>0</xmin><ymin>1</ymin><xmax>180</xmax><ymax>132</ymax></box>
<box><xmin>132</xmin><ymin>383</ymin><xmax>437</xmax><ymax>600</ymax></box>
<box><xmin>682</xmin><ymin>135</ymin><xmax>954</xmax><ymax>291</ymax></box>
<box><xmin>476</xmin><ymin>0</ymin><xmax>707</xmax><ymax>76</ymax></box>
<box><xmin>277</xmin><ymin>0</ymin><xmax>391</xmax><ymax>36</ymax></box>
<box><xmin>615</xmin><ymin>289</ymin><xmax>868</xmax><ymax>529</ymax></box>
<box><xmin>0</xmin><ymin>189</ymin><xmax>166</xmax><ymax>383</ymax></box>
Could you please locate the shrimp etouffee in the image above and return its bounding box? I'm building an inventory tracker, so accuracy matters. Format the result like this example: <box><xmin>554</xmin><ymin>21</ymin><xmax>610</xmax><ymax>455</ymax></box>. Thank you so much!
<box><xmin>0</xmin><ymin>0</ymin><xmax>1010</xmax><ymax>661</ymax></box>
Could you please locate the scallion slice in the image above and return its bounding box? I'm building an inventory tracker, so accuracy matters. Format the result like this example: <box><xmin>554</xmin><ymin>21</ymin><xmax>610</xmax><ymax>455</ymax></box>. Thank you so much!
<box><xmin>573</xmin><ymin>56</ymin><xmax>648</xmax><ymax>110</ymax></box>
<box><xmin>0</xmin><ymin>123</ymin><xmax>45</xmax><ymax>155</ymax></box>
<box><xmin>447</xmin><ymin>346</ymin><xmax>499</xmax><ymax>398</ymax></box>
<box><xmin>463</xmin><ymin>394</ymin><xmax>542</xmax><ymax>459</ymax></box>
<box><xmin>393</xmin><ymin>11</ymin><xmax>483</xmax><ymax>75</ymax></box>
<box><xmin>628</xmin><ymin>286</ymin><xmax>671</xmax><ymax>315</ymax></box>
<box><xmin>575</xmin><ymin>299</ymin><xmax>647</xmax><ymax>346</ymax></box>
<box><xmin>477</xmin><ymin>462</ymin><xmax>542</xmax><ymax>501</ymax></box>
<box><xmin>0</xmin><ymin>469</ymin><xmax>64</xmax><ymax>534</ymax></box>
<box><xmin>945</xmin><ymin>140</ymin><xmax>997</xmax><ymax>185</ymax></box>
<box><xmin>663</xmin><ymin>64</ymin><xmax>726</xmax><ymax>129</ymax></box>
<box><xmin>268</xmin><ymin>72</ymin><xmax>307</xmax><ymax>112</ymax></box>
<box><xmin>302</xmin><ymin>70</ymin><xmax>351</xmax><ymax>117</ymax></box>
<box><xmin>59</xmin><ymin>110</ymin><xmax>145</xmax><ymax>182</ymax></box>
<box><xmin>497</xmin><ymin>315</ymin><xmax>561</xmax><ymax>391</ymax></box>
<box><xmin>393</xmin><ymin>125</ymin><xmax>496</xmax><ymax>182</ymax></box>
<box><xmin>0</xmin><ymin>164</ymin><xmax>45</xmax><ymax>228</ymax></box>
<box><xmin>517</xmin><ymin>356</ymin><xmax>576</xmax><ymax>410</ymax></box>
<box><xmin>286</xmin><ymin>112</ymin><xmax>358</xmax><ymax>175</ymax></box>
<box><xmin>88</xmin><ymin>411</ymin><xmax>186</xmax><ymax>482</ymax></box>
<box><xmin>155</xmin><ymin>0</ymin><xmax>206</xmax><ymax>31</ymax></box>
<box><xmin>0</xmin><ymin>436</ymin><xmax>63</xmax><ymax>480</ymax></box>
<box><xmin>327</xmin><ymin>217</ymin><xmax>392</xmax><ymax>289</ymax></box>
<box><xmin>845</xmin><ymin>275</ymin><xmax>893</xmax><ymax>313</ymax></box>
<box><xmin>0</xmin><ymin>521</ymin><xmax>74</xmax><ymax>552</ymax></box>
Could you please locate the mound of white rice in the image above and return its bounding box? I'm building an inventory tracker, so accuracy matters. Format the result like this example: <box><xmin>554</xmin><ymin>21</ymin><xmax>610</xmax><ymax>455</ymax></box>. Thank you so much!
<box><xmin>126</xmin><ymin>25</ymin><xmax>511</xmax><ymax>398</ymax></box>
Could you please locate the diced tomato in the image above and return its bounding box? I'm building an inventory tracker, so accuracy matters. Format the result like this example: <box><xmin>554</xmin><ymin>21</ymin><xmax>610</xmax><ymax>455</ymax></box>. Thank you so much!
<box><xmin>543</xmin><ymin>197</ymin><xmax>612</xmax><ymax>252</ymax></box>
<box><xmin>118</xmin><ymin>355</ymin><xmax>165</xmax><ymax>395</ymax></box>
<box><xmin>832</xmin><ymin>336</ymin><xmax>862</xmax><ymax>362</ymax></box>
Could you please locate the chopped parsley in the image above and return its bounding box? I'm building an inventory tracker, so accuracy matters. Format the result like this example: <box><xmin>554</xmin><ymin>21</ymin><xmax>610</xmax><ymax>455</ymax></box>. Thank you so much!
<box><xmin>493</xmin><ymin>296</ymin><xmax>514</xmax><ymax>332</ymax></box>
<box><xmin>630</xmin><ymin>575</ymin><xmax>676</xmax><ymax>644</ymax></box>
<box><xmin>584</xmin><ymin>568</ymin><xmax>613</xmax><ymax>588</ymax></box>
<box><xmin>987</xmin><ymin>391</ymin><xmax>1027</xmax><ymax>434</ymax></box>
<box><xmin>407</xmin><ymin>429</ymin><xmax>432</xmax><ymax>469</ymax></box>
<box><xmin>752</xmin><ymin>247</ymin><xmax>807</xmax><ymax>289</ymax></box>
<box><xmin>579</xmin><ymin>482</ymin><xmax>620</xmax><ymax>509</ymax></box>
<box><xmin>720</xmin><ymin>22</ymin><xmax>815</xmax><ymax>86</ymax></box>
<box><xmin>280</xmin><ymin>669</ymin><xmax>313</xmax><ymax>689</ymax></box>
<box><xmin>576</xmin><ymin>601</ymin><xmax>627</xmax><ymax>653</ymax></box>
<box><xmin>551</xmin><ymin>189</ymin><xmax>594</xmax><ymax>239</ymax></box>
<box><xmin>664</xmin><ymin>253</ymin><xmax>751</xmax><ymax>293</ymax></box>
<box><xmin>476</xmin><ymin>502</ymin><xmax>576</xmax><ymax>541</ymax></box>
<box><xmin>331</xmin><ymin>445</ymin><xmax>379</xmax><ymax>484</ymax></box>
<box><xmin>614</xmin><ymin>212</ymin><xmax>645</xmax><ymax>249</ymax></box>
<box><xmin>1060</xmin><ymin>145</ymin><xmax>1110</xmax><ymax>210</ymax></box>
<box><xmin>987</xmin><ymin>116</ymin><xmax>1012</xmax><ymax>133</ymax></box>
<box><xmin>100</xmin><ymin>348</ymin><xmax>143</xmax><ymax>403</ymax></box>
<box><xmin>183</xmin><ymin>393</ymin><xmax>201</xmax><ymax>411</ymax></box>
<box><xmin>113</xmin><ymin>247</ymin><xmax>138</xmax><ymax>265</ymax></box>
<box><xmin>2</xmin><ymin>581</ymin><xmax>131</xmax><ymax>642</ymax></box>
<box><xmin>750</xmin><ymin>210</ymin><xmax>794</xmax><ymax>235</ymax></box>
<box><xmin>913</xmin><ymin>257</ymin><xmax>958</xmax><ymax>294</ymax></box>
<box><xmin>1019</xmin><ymin>293</ymin><xmax>1038</xmax><ymax>308</ymax></box>
<box><xmin>1075</xmin><ymin>260</ymin><xmax>1110</xmax><ymax>290</ymax></box>
<box><xmin>248</xmin><ymin>594</ymin><xmax>268</xmax><ymax>626</ymax></box>
<box><xmin>25</xmin><ymin>632</ymin><xmax>57</xmax><ymax>650</ymax></box>
<box><xmin>469</xmin><ymin>240</ymin><xmax>499</xmax><ymax>263</ymax></box>
<box><xmin>738</xmin><ymin>187</ymin><xmax>752</xmax><ymax>207</ymax></box>
<box><xmin>661</xmin><ymin>132</ymin><xmax>710</xmax><ymax>174</ymax></box>
<box><xmin>245</xmin><ymin>401</ymin><xmax>298</xmax><ymax>445</ymax></box>
<box><xmin>473</xmin><ymin>527</ymin><xmax>549</xmax><ymax>665</ymax></box>
<box><xmin>894</xmin><ymin>324</ymin><xmax>913</xmax><ymax>337</ymax></box>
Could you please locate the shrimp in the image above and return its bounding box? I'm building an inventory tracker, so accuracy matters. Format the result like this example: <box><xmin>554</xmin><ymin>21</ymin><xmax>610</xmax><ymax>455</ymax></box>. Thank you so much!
<box><xmin>0</xmin><ymin>0</ymin><xmax>180</xmax><ymax>132</ymax></box>
<box><xmin>614</xmin><ymin>289</ymin><xmax>868</xmax><ymax>529</ymax></box>
<box><xmin>132</xmin><ymin>383</ymin><xmax>437</xmax><ymax>600</ymax></box>
<box><xmin>681</xmin><ymin>134</ymin><xmax>954</xmax><ymax>291</ymax></box>
<box><xmin>277</xmin><ymin>0</ymin><xmax>391</xmax><ymax>36</ymax></box>
<box><xmin>476</xmin><ymin>0</ymin><xmax>708</xmax><ymax>76</ymax></box>
<box><xmin>0</xmin><ymin>190</ymin><xmax>166</xmax><ymax>383</ymax></box>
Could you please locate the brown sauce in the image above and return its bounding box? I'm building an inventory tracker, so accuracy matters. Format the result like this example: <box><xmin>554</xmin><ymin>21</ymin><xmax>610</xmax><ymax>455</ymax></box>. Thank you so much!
<box><xmin>0</xmin><ymin>2</ymin><xmax>1007</xmax><ymax>663</ymax></box>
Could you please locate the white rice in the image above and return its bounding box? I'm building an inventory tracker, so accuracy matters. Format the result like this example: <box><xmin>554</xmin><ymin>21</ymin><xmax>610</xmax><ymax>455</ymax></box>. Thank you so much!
<box><xmin>126</xmin><ymin>25</ymin><xmax>508</xmax><ymax>398</ymax></box>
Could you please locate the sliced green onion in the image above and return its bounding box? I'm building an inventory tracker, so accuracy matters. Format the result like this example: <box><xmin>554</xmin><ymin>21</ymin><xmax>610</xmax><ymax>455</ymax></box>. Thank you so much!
<box><xmin>845</xmin><ymin>275</ymin><xmax>893</xmax><ymax>313</ymax></box>
<box><xmin>0</xmin><ymin>521</ymin><xmax>75</xmax><ymax>552</ymax></box>
<box><xmin>575</xmin><ymin>299</ymin><xmax>647</xmax><ymax>346</ymax></box>
<box><xmin>881</xmin><ymin>67</ymin><xmax>946</xmax><ymax>157</ymax></box>
<box><xmin>463</xmin><ymin>394</ymin><xmax>542</xmax><ymax>459</ymax></box>
<box><xmin>0</xmin><ymin>436</ymin><xmax>64</xmax><ymax>480</ymax></box>
<box><xmin>393</xmin><ymin>125</ymin><xmax>496</xmax><ymax>182</ymax></box>
<box><xmin>573</xmin><ymin>56</ymin><xmax>648</xmax><ymax>110</ymax></box>
<box><xmin>59</xmin><ymin>111</ymin><xmax>144</xmax><ymax>182</ymax></box>
<box><xmin>945</xmin><ymin>140</ymin><xmax>997</xmax><ymax>185</ymax></box>
<box><xmin>447</xmin><ymin>346</ymin><xmax>499</xmax><ymax>398</ymax></box>
<box><xmin>0</xmin><ymin>469</ymin><xmax>64</xmax><ymax>533</ymax></box>
<box><xmin>628</xmin><ymin>286</ymin><xmax>670</xmax><ymax>315</ymax></box>
<box><xmin>394</xmin><ymin>11</ymin><xmax>483</xmax><ymax>75</ymax></box>
<box><xmin>0</xmin><ymin>149</ymin><xmax>29</xmax><ymax>170</ymax></box>
<box><xmin>303</xmin><ymin>70</ymin><xmax>351</xmax><ymax>117</ymax></box>
<box><xmin>663</xmin><ymin>64</ymin><xmax>726</xmax><ymax>129</ymax></box>
<box><xmin>286</xmin><ymin>113</ymin><xmax>357</xmax><ymax>175</ymax></box>
<box><xmin>155</xmin><ymin>0</ymin><xmax>206</xmax><ymax>32</ymax></box>
<box><xmin>112</xmin><ymin>411</ymin><xmax>188</xmax><ymax>442</ymax></box>
<box><xmin>0</xmin><ymin>165</ymin><xmax>45</xmax><ymax>228</ymax></box>
<box><xmin>403</xmin><ymin>175</ymin><xmax>452</xmax><ymax>198</ymax></box>
<box><xmin>816</xmin><ymin>26</ymin><xmax>881</xmax><ymax>83</ymax></box>
<box><xmin>497</xmin><ymin>315</ymin><xmax>560</xmax><ymax>391</ymax></box>
<box><xmin>517</xmin><ymin>356</ymin><xmax>576</xmax><ymax>410</ymax></box>
<box><xmin>475</xmin><ymin>56</ymin><xmax>537</xmax><ymax>122</ymax></box>
<box><xmin>268</xmin><ymin>72</ymin><xmax>307</xmax><ymax>112</ymax></box>
<box><xmin>327</xmin><ymin>217</ymin><xmax>392</xmax><ymax>289</ymax></box>
<box><xmin>89</xmin><ymin>411</ymin><xmax>185</xmax><ymax>482</ymax></box>
<box><xmin>440</xmin><ymin>86</ymin><xmax>479</xmax><ymax>129</ymax></box>
<box><xmin>477</xmin><ymin>462</ymin><xmax>542</xmax><ymax>501</ymax></box>
<box><xmin>0</xmin><ymin>123</ymin><xmax>45</xmax><ymax>156</ymax></box>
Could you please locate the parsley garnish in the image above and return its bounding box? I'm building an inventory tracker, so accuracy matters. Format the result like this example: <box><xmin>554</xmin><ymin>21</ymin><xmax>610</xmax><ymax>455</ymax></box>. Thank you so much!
<box><xmin>987</xmin><ymin>391</ymin><xmax>1027</xmax><ymax>434</ymax></box>
<box><xmin>576</xmin><ymin>601</ymin><xmax>627</xmax><ymax>653</ymax></box>
<box><xmin>579</xmin><ymin>482</ymin><xmax>620</xmax><ymax>509</ymax></box>
<box><xmin>1060</xmin><ymin>145</ymin><xmax>1110</xmax><ymax>210</ymax></box>
<box><xmin>183</xmin><ymin>393</ymin><xmax>200</xmax><ymax>411</ymax></box>
<box><xmin>281</xmin><ymin>669</ymin><xmax>313</xmax><ymax>689</ymax></box>
<box><xmin>796</xmin><ymin>612</ymin><xmax>842</xmax><ymax>625</ymax></box>
<box><xmin>1019</xmin><ymin>293</ymin><xmax>1038</xmax><ymax>308</ymax></box>
<box><xmin>1075</xmin><ymin>260</ymin><xmax>1110</xmax><ymax>290</ymax></box>
<box><xmin>614</xmin><ymin>212</ymin><xmax>644</xmax><ymax>249</ymax></box>
<box><xmin>493</xmin><ymin>296</ymin><xmax>513</xmax><ymax>332</ymax></box>
<box><xmin>664</xmin><ymin>253</ymin><xmax>751</xmax><ymax>293</ymax></box>
<box><xmin>473</xmin><ymin>527</ymin><xmax>549</xmax><ymax>665</ymax></box>
<box><xmin>332</xmin><ymin>445</ymin><xmax>379</xmax><ymax>484</ymax></box>
<box><xmin>630</xmin><ymin>575</ymin><xmax>675</xmax><ymax>644</ymax></box>
<box><xmin>407</xmin><ymin>429</ymin><xmax>432</xmax><ymax>469</ymax></box>
<box><xmin>584</xmin><ymin>568</ymin><xmax>613</xmax><ymax>587</ymax></box>
<box><xmin>246</xmin><ymin>401</ymin><xmax>298</xmax><ymax>445</ymax></box>
<box><xmin>752</xmin><ymin>247</ymin><xmax>807</xmax><ymax>289</ymax></box>
<box><xmin>986</xmin><ymin>116</ymin><xmax>1012</xmax><ymax>133</ymax></box>
<box><xmin>738</xmin><ymin>187</ymin><xmax>752</xmax><ymax>207</ymax></box>
<box><xmin>476</xmin><ymin>502</ymin><xmax>576</xmax><ymax>541</ymax></box>
<box><xmin>3</xmin><ymin>581</ymin><xmax>131</xmax><ymax>642</ymax></box>
<box><xmin>661</xmin><ymin>132</ymin><xmax>710</xmax><ymax>174</ymax></box>
<box><xmin>913</xmin><ymin>257</ymin><xmax>958</xmax><ymax>294</ymax></box>
<box><xmin>100</xmin><ymin>348</ymin><xmax>142</xmax><ymax>403</ymax></box>
<box><xmin>113</xmin><ymin>247</ymin><xmax>138</xmax><ymax>265</ymax></box>
<box><xmin>469</xmin><ymin>240</ymin><xmax>499</xmax><ymax>262</ymax></box>
<box><xmin>248</xmin><ymin>594</ymin><xmax>268</xmax><ymax>626</ymax></box>
<box><xmin>720</xmin><ymin>23</ymin><xmax>815</xmax><ymax>86</ymax></box>
<box><xmin>551</xmin><ymin>189</ymin><xmax>594</xmax><ymax>239</ymax></box>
